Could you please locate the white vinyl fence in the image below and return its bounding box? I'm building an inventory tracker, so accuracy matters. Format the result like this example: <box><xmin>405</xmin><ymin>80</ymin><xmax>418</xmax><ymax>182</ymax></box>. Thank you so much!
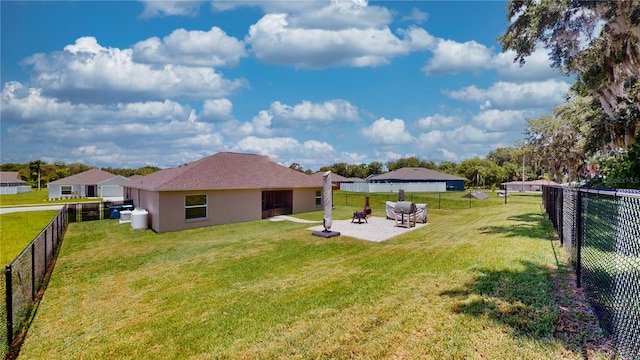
<box><xmin>340</xmin><ymin>182</ymin><xmax>446</xmax><ymax>193</ymax></box>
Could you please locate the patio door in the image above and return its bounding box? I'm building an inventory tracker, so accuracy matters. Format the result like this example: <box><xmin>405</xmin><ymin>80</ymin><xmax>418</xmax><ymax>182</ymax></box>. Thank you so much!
<box><xmin>262</xmin><ymin>190</ymin><xmax>293</xmax><ymax>218</ymax></box>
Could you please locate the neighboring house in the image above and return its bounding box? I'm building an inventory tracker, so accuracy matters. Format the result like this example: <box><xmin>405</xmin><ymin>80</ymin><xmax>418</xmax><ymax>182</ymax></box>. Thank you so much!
<box><xmin>342</xmin><ymin>167</ymin><xmax>466</xmax><ymax>192</ymax></box>
<box><xmin>124</xmin><ymin>152</ymin><xmax>323</xmax><ymax>233</ymax></box>
<box><xmin>310</xmin><ymin>172</ymin><xmax>352</xmax><ymax>190</ymax></box>
<box><xmin>501</xmin><ymin>179</ymin><xmax>558</xmax><ymax>192</ymax></box>
<box><xmin>47</xmin><ymin>168</ymin><xmax>130</xmax><ymax>201</ymax></box>
<box><xmin>0</xmin><ymin>171</ymin><xmax>30</xmax><ymax>195</ymax></box>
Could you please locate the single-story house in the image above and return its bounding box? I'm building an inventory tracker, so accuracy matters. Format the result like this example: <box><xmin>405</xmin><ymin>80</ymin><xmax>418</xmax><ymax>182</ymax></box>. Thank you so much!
<box><xmin>310</xmin><ymin>172</ymin><xmax>353</xmax><ymax>190</ymax></box>
<box><xmin>124</xmin><ymin>152</ymin><xmax>323</xmax><ymax>233</ymax></box>
<box><xmin>0</xmin><ymin>171</ymin><xmax>31</xmax><ymax>195</ymax></box>
<box><xmin>501</xmin><ymin>179</ymin><xmax>558</xmax><ymax>192</ymax></box>
<box><xmin>47</xmin><ymin>168</ymin><xmax>130</xmax><ymax>201</ymax></box>
<box><xmin>344</xmin><ymin>167</ymin><xmax>466</xmax><ymax>192</ymax></box>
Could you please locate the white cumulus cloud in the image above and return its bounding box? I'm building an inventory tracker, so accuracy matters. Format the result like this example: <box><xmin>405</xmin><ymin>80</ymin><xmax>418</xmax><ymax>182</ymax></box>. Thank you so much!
<box><xmin>472</xmin><ymin>109</ymin><xmax>534</xmax><ymax>132</ymax></box>
<box><xmin>359</xmin><ymin>118</ymin><xmax>414</xmax><ymax>145</ymax></box>
<box><xmin>422</xmin><ymin>39</ymin><xmax>492</xmax><ymax>75</ymax></box>
<box><xmin>139</xmin><ymin>0</ymin><xmax>201</xmax><ymax>18</ymax></box>
<box><xmin>202</xmin><ymin>98</ymin><xmax>234</xmax><ymax>120</ymax></box>
<box><xmin>443</xmin><ymin>80</ymin><xmax>571</xmax><ymax>110</ymax></box>
<box><xmin>132</xmin><ymin>27</ymin><xmax>246</xmax><ymax>67</ymax></box>
<box><xmin>24</xmin><ymin>36</ymin><xmax>248</xmax><ymax>103</ymax></box>
<box><xmin>246</xmin><ymin>13</ymin><xmax>434</xmax><ymax>68</ymax></box>
<box><xmin>417</xmin><ymin>113</ymin><xmax>460</xmax><ymax>130</ymax></box>
<box><xmin>270</xmin><ymin>99</ymin><xmax>360</xmax><ymax>122</ymax></box>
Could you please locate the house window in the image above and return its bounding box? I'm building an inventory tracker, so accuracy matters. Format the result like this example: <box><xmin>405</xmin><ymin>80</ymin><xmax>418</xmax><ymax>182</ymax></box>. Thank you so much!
<box><xmin>61</xmin><ymin>185</ymin><xmax>72</xmax><ymax>195</ymax></box>
<box><xmin>185</xmin><ymin>194</ymin><xmax>207</xmax><ymax>220</ymax></box>
<box><xmin>316</xmin><ymin>190</ymin><xmax>322</xmax><ymax>206</ymax></box>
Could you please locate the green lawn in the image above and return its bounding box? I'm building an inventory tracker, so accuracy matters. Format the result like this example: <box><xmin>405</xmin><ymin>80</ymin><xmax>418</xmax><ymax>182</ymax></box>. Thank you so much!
<box><xmin>16</xmin><ymin>195</ymin><xmax>609</xmax><ymax>359</ymax></box>
<box><xmin>0</xmin><ymin>210</ymin><xmax>59</xmax><ymax>265</ymax></box>
<box><xmin>332</xmin><ymin>189</ymin><xmax>536</xmax><ymax>210</ymax></box>
<box><xmin>0</xmin><ymin>189</ymin><xmax>100</xmax><ymax>207</ymax></box>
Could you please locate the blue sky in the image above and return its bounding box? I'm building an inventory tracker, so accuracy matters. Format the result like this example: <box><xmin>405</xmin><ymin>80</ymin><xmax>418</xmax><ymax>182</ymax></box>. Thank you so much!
<box><xmin>1</xmin><ymin>0</ymin><xmax>571</xmax><ymax>171</ymax></box>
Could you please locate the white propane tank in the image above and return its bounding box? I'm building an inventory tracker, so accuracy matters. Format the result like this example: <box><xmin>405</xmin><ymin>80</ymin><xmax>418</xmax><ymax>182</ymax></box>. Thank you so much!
<box><xmin>131</xmin><ymin>208</ymin><xmax>148</xmax><ymax>230</ymax></box>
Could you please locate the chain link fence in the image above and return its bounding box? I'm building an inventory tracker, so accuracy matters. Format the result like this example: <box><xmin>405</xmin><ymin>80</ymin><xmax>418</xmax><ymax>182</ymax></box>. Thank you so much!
<box><xmin>2</xmin><ymin>200</ymin><xmax>128</xmax><ymax>357</ymax></box>
<box><xmin>2</xmin><ymin>206</ymin><xmax>67</xmax><ymax>357</ymax></box>
<box><xmin>334</xmin><ymin>190</ymin><xmax>531</xmax><ymax>211</ymax></box>
<box><xmin>543</xmin><ymin>186</ymin><xmax>640</xmax><ymax>359</ymax></box>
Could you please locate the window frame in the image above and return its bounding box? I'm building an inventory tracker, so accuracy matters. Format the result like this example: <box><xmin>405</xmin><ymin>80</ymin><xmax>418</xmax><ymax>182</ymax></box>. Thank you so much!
<box><xmin>185</xmin><ymin>194</ymin><xmax>208</xmax><ymax>221</ymax></box>
<box><xmin>61</xmin><ymin>185</ymin><xmax>73</xmax><ymax>195</ymax></box>
<box><xmin>315</xmin><ymin>190</ymin><xmax>322</xmax><ymax>206</ymax></box>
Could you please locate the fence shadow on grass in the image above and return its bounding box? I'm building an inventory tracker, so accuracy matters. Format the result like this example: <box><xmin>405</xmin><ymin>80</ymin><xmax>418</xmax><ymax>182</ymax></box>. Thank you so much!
<box><xmin>440</xmin><ymin>261</ymin><xmax>557</xmax><ymax>339</ymax></box>
<box><xmin>440</xmin><ymin>260</ymin><xmax>612</xmax><ymax>357</ymax></box>
<box><xmin>477</xmin><ymin>212</ymin><xmax>555</xmax><ymax>240</ymax></box>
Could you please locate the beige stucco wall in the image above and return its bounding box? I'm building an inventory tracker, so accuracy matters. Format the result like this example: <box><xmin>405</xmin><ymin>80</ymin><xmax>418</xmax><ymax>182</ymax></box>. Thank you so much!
<box><xmin>128</xmin><ymin>186</ymin><xmax>322</xmax><ymax>233</ymax></box>
<box><xmin>153</xmin><ymin>189</ymin><xmax>261</xmax><ymax>233</ymax></box>
<box><xmin>293</xmin><ymin>188</ymin><xmax>322</xmax><ymax>214</ymax></box>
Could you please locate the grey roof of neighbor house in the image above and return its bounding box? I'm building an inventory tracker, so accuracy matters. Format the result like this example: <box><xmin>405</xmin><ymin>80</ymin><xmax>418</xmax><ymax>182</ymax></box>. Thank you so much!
<box><xmin>47</xmin><ymin>168</ymin><xmax>122</xmax><ymax>185</ymax></box>
<box><xmin>370</xmin><ymin>167</ymin><xmax>466</xmax><ymax>182</ymax></box>
<box><xmin>310</xmin><ymin>171</ymin><xmax>351</xmax><ymax>183</ymax></box>
<box><xmin>0</xmin><ymin>171</ymin><xmax>26</xmax><ymax>184</ymax></box>
<box><xmin>126</xmin><ymin>152</ymin><xmax>323</xmax><ymax>191</ymax></box>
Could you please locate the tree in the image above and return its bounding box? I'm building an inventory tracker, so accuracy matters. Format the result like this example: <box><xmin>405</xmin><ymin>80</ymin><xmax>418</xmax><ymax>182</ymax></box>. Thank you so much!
<box><xmin>458</xmin><ymin>158</ymin><xmax>505</xmax><ymax>188</ymax></box>
<box><xmin>499</xmin><ymin>1</ymin><xmax>640</xmax><ymax>123</ymax></box>
<box><xmin>597</xmin><ymin>142</ymin><xmax>640</xmax><ymax>189</ymax></box>
<box><xmin>289</xmin><ymin>163</ymin><xmax>305</xmax><ymax>173</ymax></box>
<box><xmin>487</xmin><ymin>147</ymin><xmax>522</xmax><ymax>167</ymax></box>
<box><xmin>437</xmin><ymin>161</ymin><xmax>460</xmax><ymax>176</ymax></box>
<box><xmin>28</xmin><ymin>160</ymin><xmax>45</xmax><ymax>189</ymax></box>
<box><xmin>386</xmin><ymin>157</ymin><xmax>437</xmax><ymax>171</ymax></box>
<box><xmin>366</xmin><ymin>161</ymin><xmax>383</xmax><ymax>177</ymax></box>
<box><xmin>524</xmin><ymin>112</ymin><xmax>586</xmax><ymax>184</ymax></box>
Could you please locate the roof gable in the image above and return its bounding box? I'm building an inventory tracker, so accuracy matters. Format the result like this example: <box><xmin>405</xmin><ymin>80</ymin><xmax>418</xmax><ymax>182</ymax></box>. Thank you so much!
<box><xmin>48</xmin><ymin>168</ymin><xmax>119</xmax><ymax>185</ymax></box>
<box><xmin>372</xmin><ymin>167</ymin><xmax>466</xmax><ymax>182</ymax></box>
<box><xmin>127</xmin><ymin>152</ymin><xmax>322</xmax><ymax>191</ymax></box>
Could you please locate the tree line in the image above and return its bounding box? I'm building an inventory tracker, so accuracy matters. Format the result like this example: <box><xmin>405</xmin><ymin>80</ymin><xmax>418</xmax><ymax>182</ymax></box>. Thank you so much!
<box><xmin>294</xmin><ymin>153</ymin><xmax>534</xmax><ymax>189</ymax></box>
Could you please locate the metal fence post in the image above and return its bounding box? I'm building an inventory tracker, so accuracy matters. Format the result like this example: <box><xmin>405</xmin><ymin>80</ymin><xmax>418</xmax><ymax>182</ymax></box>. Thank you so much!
<box><xmin>558</xmin><ymin>189</ymin><xmax>564</xmax><ymax>245</ymax></box>
<box><xmin>44</xmin><ymin>227</ymin><xmax>49</xmax><ymax>266</ymax></box>
<box><xmin>5</xmin><ymin>265</ymin><xmax>13</xmax><ymax>348</ymax></box>
<box><xmin>30</xmin><ymin>243</ymin><xmax>36</xmax><ymax>301</ymax></box>
<box><xmin>575</xmin><ymin>190</ymin><xmax>583</xmax><ymax>288</ymax></box>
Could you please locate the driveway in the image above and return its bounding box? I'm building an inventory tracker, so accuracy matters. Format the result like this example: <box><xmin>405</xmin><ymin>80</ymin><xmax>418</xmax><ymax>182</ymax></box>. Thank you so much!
<box><xmin>0</xmin><ymin>205</ymin><xmax>64</xmax><ymax>214</ymax></box>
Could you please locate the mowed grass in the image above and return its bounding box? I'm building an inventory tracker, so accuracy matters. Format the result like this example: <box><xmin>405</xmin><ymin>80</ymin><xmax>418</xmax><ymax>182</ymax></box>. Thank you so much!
<box><xmin>18</xmin><ymin>195</ymin><xmax>607</xmax><ymax>359</ymax></box>
<box><xmin>0</xmin><ymin>189</ymin><xmax>99</xmax><ymax>207</ymax></box>
<box><xmin>333</xmin><ymin>189</ymin><xmax>514</xmax><ymax>210</ymax></box>
<box><xmin>0</xmin><ymin>210</ymin><xmax>59</xmax><ymax>265</ymax></box>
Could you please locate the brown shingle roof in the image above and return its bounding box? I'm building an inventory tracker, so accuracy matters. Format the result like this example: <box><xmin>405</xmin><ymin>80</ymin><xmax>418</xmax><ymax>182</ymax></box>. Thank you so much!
<box><xmin>126</xmin><ymin>152</ymin><xmax>322</xmax><ymax>191</ymax></box>
<box><xmin>47</xmin><ymin>168</ymin><xmax>119</xmax><ymax>185</ymax></box>
<box><xmin>0</xmin><ymin>171</ymin><xmax>26</xmax><ymax>184</ymax></box>
<box><xmin>371</xmin><ymin>167</ymin><xmax>465</xmax><ymax>182</ymax></box>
